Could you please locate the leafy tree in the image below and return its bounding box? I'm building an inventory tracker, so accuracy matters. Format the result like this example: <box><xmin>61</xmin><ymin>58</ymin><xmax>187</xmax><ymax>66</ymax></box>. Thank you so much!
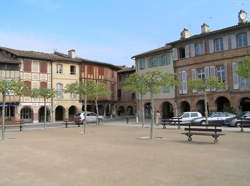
<box><xmin>31</xmin><ymin>88</ymin><xmax>56</xmax><ymax>129</ymax></box>
<box><xmin>0</xmin><ymin>80</ymin><xmax>28</xmax><ymax>140</ymax></box>
<box><xmin>65</xmin><ymin>81</ymin><xmax>93</xmax><ymax>135</ymax></box>
<box><xmin>144</xmin><ymin>71</ymin><xmax>178</xmax><ymax>139</ymax></box>
<box><xmin>123</xmin><ymin>73</ymin><xmax>148</xmax><ymax>127</ymax></box>
<box><xmin>236</xmin><ymin>56</ymin><xmax>250</xmax><ymax>79</ymax></box>
<box><xmin>188</xmin><ymin>77</ymin><xmax>225</xmax><ymax>124</ymax></box>
<box><xmin>88</xmin><ymin>80</ymin><xmax>110</xmax><ymax>125</ymax></box>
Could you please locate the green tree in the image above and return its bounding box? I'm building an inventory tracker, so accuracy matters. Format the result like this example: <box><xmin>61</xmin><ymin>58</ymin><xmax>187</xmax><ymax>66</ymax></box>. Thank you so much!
<box><xmin>236</xmin><ymin>56</ymin><xmax>250</xmax><ymax>79</ymax></box>
<box><xmin>0</xmin><ymin>80</ymin><xmax>28</xmax><ymax>140</ymax></box>
<box><xmin>123</xmin><ymin>73</ymin><xmax>148</xmax><ymax>127</ymax></box>
<box><xmin>188</xmin><ymin>77</ymin><xmax>225</xmax><ymax>124</ymax></box>
<box><xmin>144</xmin><ymin>71</ymin><xmax>178</xmax><ymax>139</ymax></box>
<box><xmin>88</xmin><ymin>80</ymin><xmax>110</xmax><ymax>125</ymax></box>
<box><xmin>65</xmin><ymin>81</ymin><xmax>93</xmax><ymax>135</ymax></box>
<box><xmin>31</xmin><ymin>88</ymin><xmax>56</xmax><ymax>129</ymax></box>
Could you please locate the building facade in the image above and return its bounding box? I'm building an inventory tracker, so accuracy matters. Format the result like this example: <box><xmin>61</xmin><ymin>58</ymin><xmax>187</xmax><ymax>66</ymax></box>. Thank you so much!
<box><xmin>0</xmin><ymin>47</ymin><xmax>120</xmax><ymax>124</ymax></box>
<box><xmin>116</xmin><ymin>66</ymin><xmax>136</xmax><ymax>116</ymax></box>
<box><xmin>132</xmin><ymin>47</ymin><xmax>176</xmax><ymax>118</ymax></box>
<box><xmin>169</xmin><ymin>11</ymin><xmax>250</xmax><ymax>115</ymax></box>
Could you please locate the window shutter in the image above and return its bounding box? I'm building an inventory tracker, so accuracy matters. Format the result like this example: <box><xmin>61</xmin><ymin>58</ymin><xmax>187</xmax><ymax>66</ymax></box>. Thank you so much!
<box><xmin>190</xmin><ymin>44</ymin><xmax>195</xmax><ymax>57</ymax></box>
<box><xmin>178</xmin><ymin>72</ymin><xmax>183</xmax><ymax>94</ymax></box>
<box><xmin>224</xmin><ymin>64</ymin><xmax>228</xmax><ymax>90</ymax></box>
<box><xmin>182</xmin><ymin>71</ymin><xmax>187</xmax><ymax>94</ymax></box>
<box><xmin>222</xmin><ymin>36</ymin><xmax>228</xmax><ymax>50</ymax></box>
<box><xmin>191</xmin><ymin>69</ymin><xmax>197</xmax><ymax>93</ymax></box>
<box><xmin>231</xmin><ymin>35</ymin><xmax>236</xmax><ymax>49</ymax></box>
<box><xmin>23</xmin><ymin>59</ymin><xmax>31</xmax><ymax>72</ymax></box>
<box><xmin>24</xmin><ymin>81</ymin><xmax>31</xmax><ymax>90</ymax></box>
<box><xmin>40</xmin><ymin>82</ymin><xmax>47</xmax><ymax>88</ymax></box>
<box><xmin>185</xmin><ymin>45</ymin><xmax>190</xmax><ymax>58</ymax></box>
<box><xmin>172</xmin><ymin>48</ymin><xmax>178</xmax><ymax>61</ymax></box>
<box><xmin>40</xmin><ymin>62</ymin><xmax>47</xmax><ymax>73</ymax></box>
<box><xmin>210</xmin><ymin>66</ymin><xmax>216</xmax><ymax>91</ymax></box>
<box><xmin>209</xmin><ymin>40</ymin><xmax>214</xmax><ymax>53</ymax></box>
<box><xmin>232</xmin><ymin>63</ymin><xmax>239</xmax><ymax>89</ymax></box>
<box><xmin>247</xmin><ymin>31</ymin><xmax>250</xmax><ymax>46</ymax></box>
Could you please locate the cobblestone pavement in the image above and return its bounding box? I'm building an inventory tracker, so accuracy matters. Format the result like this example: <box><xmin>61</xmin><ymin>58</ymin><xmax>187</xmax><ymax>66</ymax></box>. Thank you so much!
<box><xmin>0</xmin><ymin>124</ymin><xmax>249</xmax><ymax>186</ymax></box>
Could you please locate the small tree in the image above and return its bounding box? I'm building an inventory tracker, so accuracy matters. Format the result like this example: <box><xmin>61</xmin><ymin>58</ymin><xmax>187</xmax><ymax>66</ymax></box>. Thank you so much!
<box><xmin>65</xmin><ymin>81</ymin><xmax>93</xmax><ymax>135</ymax></box>
<box><xmin>31</xmin><ymin>88</ymin><xmax>56</xmax><ymax>129</ymax></box>
<box><xmin>144</xmin><ymin>71</ymin><xmax>177</xmax><ymax>139</ymax></box>
<box><xmin>188</xmin><ymin>77</ymin><xmax>225</xmax><ymax>124</ymax></box>
<box><xmin>236</xmin><ymin>56</ymin><xmax>250</xmax><ymax>79</ymax></box>
<box><xmin>123</xmin><ymin>73</ymin><xmax>148</xmax><ymax>127</ymax></box>
<box><xmin>0</xmin><ymin>80</ymin><xmax>27</xmax><ymax>140</ymax></box>
<box><xmin>88</xmin><ymin>80</ymin><xmax>110</xmax><ymax>125</ymax></box>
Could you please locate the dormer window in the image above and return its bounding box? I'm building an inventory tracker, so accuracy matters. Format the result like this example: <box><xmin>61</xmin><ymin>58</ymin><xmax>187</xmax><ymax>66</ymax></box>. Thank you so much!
<box><xmin>178</xmin><ymin>47</ymin><xmax>186</xmax><ymax>59</ymax></box>
<box><xmin>214</xmin><ymin>38</ymin><xmax>224</xmax><ymax>52</ymax></box>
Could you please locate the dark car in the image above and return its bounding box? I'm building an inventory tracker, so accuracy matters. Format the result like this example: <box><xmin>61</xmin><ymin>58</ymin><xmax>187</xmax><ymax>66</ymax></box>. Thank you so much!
<box><xmin>224</xmin><ymin>111</ymin><xmax>250</xmax><ymax>127</ymax></box>
<box><xmin>191</xmin><ymin>112</ymin><xmax>236</xmax><ymax>125</ymax></box>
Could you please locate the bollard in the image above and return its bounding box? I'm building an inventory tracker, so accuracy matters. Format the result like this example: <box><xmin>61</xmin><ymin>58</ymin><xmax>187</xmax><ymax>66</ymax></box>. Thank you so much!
<box><xmin>20</xmin><ymin>123</ymin><xmax>23</xmax><ymax>132</ymax></box>
<box><xmin>65</xmin><ymin>120</ymin><xmax>68</xmax><ymax>128</ymax></box>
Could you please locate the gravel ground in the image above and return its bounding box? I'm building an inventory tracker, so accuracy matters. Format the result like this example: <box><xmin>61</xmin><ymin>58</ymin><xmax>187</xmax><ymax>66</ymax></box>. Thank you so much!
<box><xmin>0</xmin><ymin>124</ymin><xmax>249</xmax><ymax>186</ymax></box>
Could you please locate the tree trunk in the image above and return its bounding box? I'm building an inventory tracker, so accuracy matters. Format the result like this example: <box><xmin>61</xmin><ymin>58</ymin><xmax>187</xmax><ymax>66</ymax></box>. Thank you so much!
<box><xmin>204</xmin><ymin>91</ymin><xmax>208</xmax><ymax>124</ymax></box>
<box><xmin>95</xmin><ymin>99</ymin><xmax>99</xmax><ymax>126</ymax></box>
<box><xmin>1</xmin><ymin>94</ymin><xmax>5</xmax><ymax>140</ymax></box>
<box><xmin>150</xmin><ymin>92</ymin><xmax>154</xmax><ymax>139</ymax></box>
<box><xmin>44</xmin><ymin>98</ymin><xmax>46</xmax><ymax>129</ymax></box>
<box><xmin>83</xmin><ymin>95</ymin><xmax>87</xmax><ymax>135</ymax></box>
<box><xmin>140</xmin><ymin>94</ymin><xmax>145</xmax><ymax>128</ymax></box>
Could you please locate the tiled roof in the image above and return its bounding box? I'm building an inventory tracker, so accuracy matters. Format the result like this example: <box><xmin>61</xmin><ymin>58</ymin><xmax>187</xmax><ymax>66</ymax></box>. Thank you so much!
<box><xmin>167</xmin><ymin>22</ymin><xmax>250</xmax><ymax>46</ymax></box>
<box><xmin>0</xmin><ymin>55</ymin><xmax>20</xmax><ymax>64</ymax></box>
<box><xmin>132</xmin><ymin>45</ymin><xmax>172</xmax><ymax>59</ymax></box>
<box><xmin>118</xmin><ymin>67</ymin><xmax>136</xmax><ymax>73</ymax></box>
<box><xmin>0</xmin><ymin>47</ymin><xmax>121</xmax><ymax>70</ymax></box>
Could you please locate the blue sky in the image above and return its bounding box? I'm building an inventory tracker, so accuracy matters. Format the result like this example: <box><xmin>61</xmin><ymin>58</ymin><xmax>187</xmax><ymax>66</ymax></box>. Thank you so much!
<box><xmin>0</xmin><ymin>0</ymin><xmax>249</xmax><ymax>66</ymax></box>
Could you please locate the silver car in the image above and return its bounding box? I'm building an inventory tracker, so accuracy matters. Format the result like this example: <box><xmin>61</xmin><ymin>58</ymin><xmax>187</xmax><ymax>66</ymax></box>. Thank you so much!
<box><xmin>224</xmin><ymin>111</ymin><xmax>250</xmax><ymax>127</ymax></box>
<box><xmin>192</xmin><ymin>112</ymin><xmax>236</xmax><ymax>125</ymax></box>
<box><xmin>74</xmin><ymin>111</ymin><xmax>103</xmax><ymax>124</ymax></box>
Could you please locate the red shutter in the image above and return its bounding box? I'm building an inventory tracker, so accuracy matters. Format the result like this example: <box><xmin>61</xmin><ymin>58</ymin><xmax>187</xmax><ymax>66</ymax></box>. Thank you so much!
<box><xmin>23</xmin><ymin>59</ymin><xmax>31</xmax><ymax>72</ymax></box>
<box><xmin>87</xmin><ymin>65</ymin><xmax>93</xmax><ymax>75</ymax></box>
<box><xmin>98</xmin><ymin>67</ymin><xmax>104</xmax><ymax>75</ymax></box>
<box><xmin>40</xmin><ymin>63</ymin><xmax>47</xmax><ymax>73</ymax></box>
<box><xmin>24</xmin><ymin>81</ymin><xmax>31</xmax><ymax>90</ymax></box>
<box><xmin>40</xmin><ymin>82</ymin><xmax>47</xmax><ymax>88</ymax></box>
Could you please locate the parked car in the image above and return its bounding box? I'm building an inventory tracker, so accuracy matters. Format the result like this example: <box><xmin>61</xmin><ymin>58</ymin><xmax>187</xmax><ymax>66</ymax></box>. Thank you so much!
<box><xmin>171</xmin><ymin>112</ymin><xmax>202</xmax><ymax>124</ymax></box>
<box><xmin>224</xmin><ymin>111</ymin><xmax>250</xmax><ymax>127</ymax></box>
<box><xmin>191</xmin><ymin>112</ymin><xmax>236</xmax><ymax>125</ymax></box>
<box><xmin>74</xmin><ymin>112</ymin><xmax>104</xmax><ymax>124</ymax></box>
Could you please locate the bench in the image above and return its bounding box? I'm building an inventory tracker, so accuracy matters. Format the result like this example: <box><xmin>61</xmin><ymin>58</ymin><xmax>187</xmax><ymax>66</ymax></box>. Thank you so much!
<box><xmin>161</xmin><ymin>118</ymin><xmax>182</xmax><ymax>129</ymax></box>
<box><xmin>239</xmin><ymin>118</ymin><xmax>250</xmax><ymax>132</ymax></box>
<box><xmin>182</xmin><ymin>123</ymin><xmax>224</xmax><ymax>144</ymax></box>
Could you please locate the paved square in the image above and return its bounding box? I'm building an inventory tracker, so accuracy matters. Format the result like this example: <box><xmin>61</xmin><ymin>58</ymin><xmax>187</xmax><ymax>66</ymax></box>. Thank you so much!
<box><xmin>0</xmin><ymin>125</ymin><xmax>250</xmax><ymax>186</ymax></box>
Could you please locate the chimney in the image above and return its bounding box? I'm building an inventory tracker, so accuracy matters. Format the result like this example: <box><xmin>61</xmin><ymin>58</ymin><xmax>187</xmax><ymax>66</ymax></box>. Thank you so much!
<box><xmin>238</xmin><ymin>10</ymin><xmax>248</xmax><ymax>24</ymax></box>
<box><xmin>68</xmin><ymin>49</ymin><xmax>76</xmax><ymax>58</ymax></box>
<box><xmin>201</xmin><ymin>23</ymin><xmax>210</xmax><ymax>33</ymax></box>
<box><xmin>180</xmin><ymin>28</ymin><xmax>191</xmax><ymax>39</ymax></box>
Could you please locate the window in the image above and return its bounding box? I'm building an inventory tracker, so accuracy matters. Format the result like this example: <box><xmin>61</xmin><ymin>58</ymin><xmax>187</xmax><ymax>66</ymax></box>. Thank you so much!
<box><xmin>70</xmin><ymin>65</ymin><xmax>76</xmax><ymax>75</ymax></box>
<box><xmin>87</xmin><ymin>65</ymin><xmax>94</xmax><ymax>75</ymax></box>
<box><xmin>40</xmin><ymin>82</ymin><xmax>47</xmax><ymax>88</ymax></box>
<box><xmin>70</xmin><ymin>92</ymin><xmax>77</xmax><ymax>99</ymax></box>
<box><xmin>191</xmin><ymin>113</ymin><xmax>198</xmax><ymax>117</ymax></box>
<box><xmin>179</xmin><ymin>47</ymin><xmax>186</xmax><ymax>59</ymax></box>
<box><xmin>232</xmin><ymin>62</ymin><xmax>250</xmax><ymax>90</ymax></box>
<box><xmin>216</xmin><ymin>65</ymin><xmax>225</xmax><ymax>82</ymax></box>
<box><xmin>57</xmin><ymin>64</ymin><xmax>63</xmax><ymax>73</ymax></box>
<box><xmin>24</xmin><ymin>81</ymin><xmax>31</xmax><ymax>90</ymax></box>
<box><xmin>98</xmin><ymin>67</ymin><xmax>104</xmax><ymax>75</ymax></box>
<box><xmin>131</xmin><ymin>93</ymin><xmax>135</xmax><ymax>100</ymax></box>
<box><xmin>23</xmin><ymin>59</ymin><xmax>31</xmax><ymax>72</ymax></box>
<box><xmin>236</xmin><ymin>33</ymin><xmax>247</xmax><ymax>48</ymax></box>
<box><xmin>214</xmin><ymin>38</ymin><xmax>224</xmax><ymax>52</ymax></box>
<box><xmin>138</xmin><ymin>58</ymin><xmax>145</xmax><ymax>70</ymax></box>
<box><xmin>179</xmin><ymin>71</ymin><xmax>187</xmax><ymax>94</ymax></box>
<box><xmin>56</xmin><ymin>83</ymin><xmax>63</xmax><ymax>99</ymax></box>
<box><xmin>197</xmin><ymin>68</ymin><xmax>205</xmax><ymax>80</ymax></box>
<box><xmin>40</xmin><ymin>62</ymin><xmax>47</xmax><ymax>73</ymax></box>
<box><xmin>162</xmin><ymin>87</ymin><xmax>170</xmax><ymax>93</ymax></box>
<box><xmin>195</xmin><ymin>41</ymin><xmax>205</xmax><ymax>56</ymax></box>
<box><xmin>118</xmin><ymin>89</ymin><xmax>121</xmax><ymax>100</ymax></box>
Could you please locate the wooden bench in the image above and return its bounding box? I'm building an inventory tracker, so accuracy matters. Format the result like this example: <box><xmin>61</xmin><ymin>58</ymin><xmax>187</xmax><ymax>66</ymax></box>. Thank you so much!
<box><xmin>161</xmin><ymin>118</ymin><xmax>182</xmax><ymax>129</ymax></box>
<box><xmin>182</xmin><ymin>124</ymin><xmax>224</xmax><ymax>144</ymax></box>
<box><xmin>239</xmin><ymin>118</ymin><xmax>250</xmax><ymax>132</ymax></box>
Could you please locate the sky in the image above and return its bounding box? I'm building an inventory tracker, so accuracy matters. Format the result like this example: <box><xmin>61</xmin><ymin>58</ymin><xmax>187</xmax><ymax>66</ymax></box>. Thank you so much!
<box><xmin>0</xmin><ymin>0</ymin><xmax>249</xmax><ymax>66</ymax></box>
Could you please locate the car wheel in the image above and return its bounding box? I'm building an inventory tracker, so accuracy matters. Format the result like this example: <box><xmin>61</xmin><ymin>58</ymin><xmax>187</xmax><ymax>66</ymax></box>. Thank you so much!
<box><xmin>200</xmin><ymin>121</ymin><xmax>206</xmax><ymax>125</ymax></box>
<box><xmin>235</xmin><ymin>122</ymin><xmax>241</xmax><ymax>127</ymax></box>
